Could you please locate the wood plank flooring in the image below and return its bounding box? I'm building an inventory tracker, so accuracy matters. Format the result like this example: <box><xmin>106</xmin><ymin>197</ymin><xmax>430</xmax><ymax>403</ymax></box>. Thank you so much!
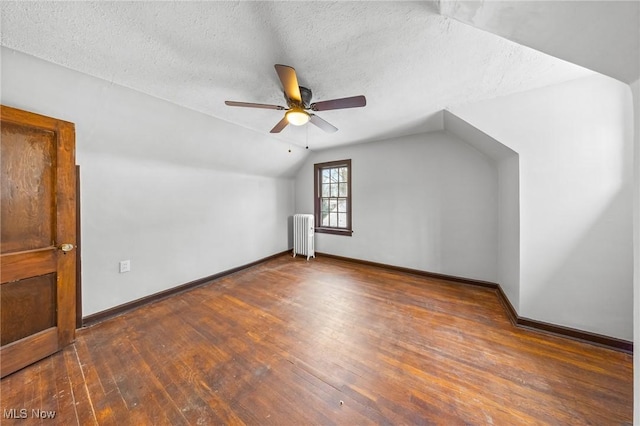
<box><xmin>0</xmin><ymin>255</ymin><xmax>633</xmax><ymax>425</ymax></box>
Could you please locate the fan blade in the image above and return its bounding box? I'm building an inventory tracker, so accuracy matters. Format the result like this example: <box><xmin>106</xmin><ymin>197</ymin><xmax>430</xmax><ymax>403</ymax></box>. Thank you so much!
<box><xmin>225</xmin><ymin>101</ymin><xmax>285</xmax><ymax>110</ymax></box>
<box><xmin>311</xmin><ymin>95</ymin><xmax>366</xmax><ymax>111</ymax></box>
<box><xmin>270</xmin><ymin>116</ymin><xmax>289</xmax><ymax>133</ymax></box>
<box><xmin>310</xmin><ymin>114</ymin><xmax>338</xmax><ymax>133</ymax></box>
<box><xmin>275</xmin><ymin>64</ymin><xmax>302</xmax><ymax>103</ymax></box>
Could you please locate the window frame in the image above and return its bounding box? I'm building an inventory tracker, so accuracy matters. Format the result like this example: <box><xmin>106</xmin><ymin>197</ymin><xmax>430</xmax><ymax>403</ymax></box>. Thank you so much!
<box><xmin>314</xmin><ymin>159</ymin><xmax>353</xmax><ymax>236</ymax></box>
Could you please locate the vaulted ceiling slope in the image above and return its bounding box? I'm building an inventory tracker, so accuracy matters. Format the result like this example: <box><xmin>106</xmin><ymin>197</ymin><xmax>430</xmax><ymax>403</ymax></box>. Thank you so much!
<box><xmin>441</xmin><ymin>0</ymin><xmax>640</xmax><ymax>85</ymax></box>
<box><xmin>0</xmin><ymin>1</ymin><xmax>598</xmax><ymax>152</ymax></box>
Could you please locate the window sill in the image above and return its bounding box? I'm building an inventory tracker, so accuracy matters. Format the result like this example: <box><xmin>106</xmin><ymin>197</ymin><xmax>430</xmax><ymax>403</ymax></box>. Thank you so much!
<box><xmin>315</xmin><ymin>227</ymin><xmax>353</xmax><ymax>236</ymax></box>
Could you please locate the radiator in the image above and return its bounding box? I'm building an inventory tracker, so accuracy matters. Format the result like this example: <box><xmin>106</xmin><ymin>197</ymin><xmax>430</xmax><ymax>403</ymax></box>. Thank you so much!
<box><xmin>293</xmin><ymin>214</ymin><xmax>315</xmax><ymax>260</ymax></box>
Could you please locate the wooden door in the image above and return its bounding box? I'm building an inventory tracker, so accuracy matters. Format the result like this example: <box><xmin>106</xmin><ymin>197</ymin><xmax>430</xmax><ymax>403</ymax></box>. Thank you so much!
<box><xmin>1</xmin><ymin>105</ymin><xmax>76</xmax><ymax>378</ymax></box>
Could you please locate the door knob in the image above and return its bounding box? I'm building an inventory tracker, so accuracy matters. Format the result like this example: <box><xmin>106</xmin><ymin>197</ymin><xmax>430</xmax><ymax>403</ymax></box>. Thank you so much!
<box><xmin>59</xmin><ymin>243</ymin><xmax>74</xmax><ymax>252</ymax></box>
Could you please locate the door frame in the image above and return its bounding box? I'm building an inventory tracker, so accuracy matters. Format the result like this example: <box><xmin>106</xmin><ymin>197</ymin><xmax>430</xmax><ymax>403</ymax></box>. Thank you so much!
<box><xmin>76</xmin><ymin>165</ymin><xmax>82</xmax><ymax>328</ymax></box>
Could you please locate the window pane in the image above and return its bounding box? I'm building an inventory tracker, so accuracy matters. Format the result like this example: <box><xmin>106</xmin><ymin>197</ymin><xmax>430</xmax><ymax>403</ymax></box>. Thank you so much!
<box><xmin>337</xmin><ymin>198</ymin><xmax>347</xmax><ymax>212</ymax></box>
<box><xmin>330</xmin><ymin>184</ymin><xmax>338</xmax><ymax>197</ymax></box>
<box><xmin>322</xmin><ymin>183</ymin><xmax>330</xmax><ymax>197</ymax></box>
<box><xmin>338</xmin><ymin>213</ymin><xmax>347</xmax><ymax>228</ymax></box>
<box><xmin>339</xmin><ymin>167</ymin><xmax>348</xmax><ymax>182</ymax></box>
<box><xmin>339</xmin><ymin>183</ymin><xmax>347</xmax><ymax>197</ymax></box>
<box><xmin>322</xmin><ymin>213</ymin><xmax>329</xmax><ymax>226</ymax></box>
<box><xmin>321</xmin><ymin>199</ymin><xmax>329</xmax><ymax>213</ymax></box>
<box><xmin>330</xmin><ymin>168</ymin><xmax>338</xmax><ymax>183</ymax></box>
<box><xmin>322</xmin><ymin>169</ymin><xmax>331</xmax><ymax>184</ymax></box>
<box><xmin>329</xmin><ymin>198</ymin><xmax>337</xmax><ymax>212</ymax></box>
<box><xmin>329</xmin><ymin>213</ymin><xmax>338</xmax><ymax>227</ymax></box>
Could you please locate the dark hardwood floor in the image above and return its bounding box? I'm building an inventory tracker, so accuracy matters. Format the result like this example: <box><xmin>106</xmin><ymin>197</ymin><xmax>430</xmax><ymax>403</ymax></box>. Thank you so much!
<box><xmin>0</xmin><ymin>255</ymin><xmax>633</xmax><ymax>425</ymax></box>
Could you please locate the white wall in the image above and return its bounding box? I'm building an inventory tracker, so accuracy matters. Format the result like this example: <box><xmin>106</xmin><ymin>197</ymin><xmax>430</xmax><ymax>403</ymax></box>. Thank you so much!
<box><xmin>451</xmin><ymin>75</ymin><xmax>634</xmax><ymax>340</ymax></box>
<box><xmin>496</xmin><ymin>155</ymin><xmax>520</xmax><ymax>310</ymax></box>
<box><xmin>630</xmin><ymin>77</ymin><xmax>639</xmax><ymax>425</ymax></box>
<box><xmin>1</xmin><ymin>47</ymin><xmax>300</xmax><ymax>316</ymax></box>
<box><xmin>443</xmin><ymin>111</ymin><xmax>520</xmax><ymax>310</ymax></box>
<box><xmin>80</xmin><ymin>153</ymin><xmax>293</xmax><ymax>314</ymax></box>
<box><xmin>294</xmin><ymin>132</ymin><xmax>499</xmax><ymax>283</ymax></box>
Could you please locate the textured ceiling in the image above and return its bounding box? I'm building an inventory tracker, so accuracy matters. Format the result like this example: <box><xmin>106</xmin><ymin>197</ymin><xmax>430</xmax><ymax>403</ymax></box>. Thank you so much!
<box><xmin>0</xmin><ymin>1</ymin><xmax>600</xmax><ymax>149</ymax></box>
<box><xmin>441</xmin><ymin>0</ymin><xmax>640</xmax><ymax>84</ymax></box>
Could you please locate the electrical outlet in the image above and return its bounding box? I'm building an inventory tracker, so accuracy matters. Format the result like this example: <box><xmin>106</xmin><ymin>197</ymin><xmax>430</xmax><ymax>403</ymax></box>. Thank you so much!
<box><xmin>119</xmin><ymin>260</ymin><xmax>131</xmax><ymax>273</ymax></box>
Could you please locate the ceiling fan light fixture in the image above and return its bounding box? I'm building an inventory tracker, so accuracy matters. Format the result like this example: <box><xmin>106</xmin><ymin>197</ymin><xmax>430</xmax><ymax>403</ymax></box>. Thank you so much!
<box><xmin>285</xmin><ymin>108</ymin><xmax>310</xmax><ymax>126</ymax></box>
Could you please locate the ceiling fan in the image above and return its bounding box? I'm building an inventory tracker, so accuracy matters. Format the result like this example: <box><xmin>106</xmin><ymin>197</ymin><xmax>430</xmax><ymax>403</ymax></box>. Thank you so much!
<box><xmin>225</xmin><ymin>64</ymin><xmax>366</xmax><ymax>134</ymax></box>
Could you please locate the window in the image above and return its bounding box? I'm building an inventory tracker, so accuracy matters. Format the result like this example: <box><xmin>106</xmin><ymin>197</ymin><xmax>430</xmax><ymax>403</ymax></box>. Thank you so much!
<box><xmin>314</xmin><ymin>159</ymin><xmax>352</xmax><ymax>236</ymax></box>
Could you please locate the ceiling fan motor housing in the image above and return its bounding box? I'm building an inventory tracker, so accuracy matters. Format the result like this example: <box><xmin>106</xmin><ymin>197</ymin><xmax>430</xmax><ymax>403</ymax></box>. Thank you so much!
<box><xmin>285</xmin><ymin>86</ymin><xmax>313</xmax><ymax>109</ymax></box>
<box><xmin>300</xmin><ymin>87</ymin><xmax>313</xmax><ymax>109</ymax></box>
